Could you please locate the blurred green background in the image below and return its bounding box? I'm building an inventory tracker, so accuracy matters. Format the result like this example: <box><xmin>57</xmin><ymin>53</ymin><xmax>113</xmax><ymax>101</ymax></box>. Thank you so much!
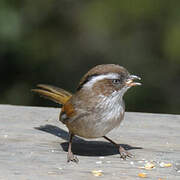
<box><xmin>0</xmin><ymin>0</ymin><xmax>180</xmax><ymax>114</ymax></box>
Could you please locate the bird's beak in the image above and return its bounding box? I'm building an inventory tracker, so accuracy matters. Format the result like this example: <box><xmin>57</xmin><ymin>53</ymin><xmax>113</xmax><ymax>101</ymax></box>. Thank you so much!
<box><xmin>126</xmin><ymin>75</ymin><xmax>142</xmax><ymax>87</ymax></box>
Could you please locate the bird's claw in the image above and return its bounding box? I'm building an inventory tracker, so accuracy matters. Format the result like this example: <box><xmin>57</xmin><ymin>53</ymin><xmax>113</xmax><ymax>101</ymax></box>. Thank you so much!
<box><xmin>119</xmin><ymin>146</ymin><xmax>133</xmax><ymax>160</ymax></box>
<box><xmin>67</xmin><ymin>152</ymin><xmax>79</xmax><ymax>163</ymax></box>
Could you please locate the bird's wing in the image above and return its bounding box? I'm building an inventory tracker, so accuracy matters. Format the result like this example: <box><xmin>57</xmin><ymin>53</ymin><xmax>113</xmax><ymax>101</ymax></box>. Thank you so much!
<box><xmin>60</xmin><ymin>101</ymin><xmax>77</xmax><ymax>123</ymax></box>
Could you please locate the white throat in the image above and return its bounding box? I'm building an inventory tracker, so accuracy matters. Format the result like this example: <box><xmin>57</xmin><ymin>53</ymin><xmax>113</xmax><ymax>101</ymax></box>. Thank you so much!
<box><xmin>97</xmin><ymin>90</ymin><xmax>124</xmax><ymax>110</ymax></box>
<box><xmin>95</xmin><ymin>91</ymin><xmax>125</xmax><ymax>134</ymax></box>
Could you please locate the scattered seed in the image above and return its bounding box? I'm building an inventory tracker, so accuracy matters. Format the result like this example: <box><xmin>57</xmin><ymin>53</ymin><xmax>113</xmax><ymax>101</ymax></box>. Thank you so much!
<box><xmin>159</xmin><ymin>162</ymin><xmax>172</xmax><ymax>167</ymax></box>
<box><xmin>138</xmin><ymin>172</ymin><xmax>147</xmax><ymax>178</ymax></box>
<box><xmin>91</xmin><ymin>170</ymin><xmax>103</xmax><ymax>177</ymax></box>
<box><xmin>144</xmin><ymin>162</ymin><xmax>155</xmax><ymax>170</ymax></box>
<box><xmin>138</xmin><ymin>162</ymin><xmax>155</xmax><ymax>170</ymax></box>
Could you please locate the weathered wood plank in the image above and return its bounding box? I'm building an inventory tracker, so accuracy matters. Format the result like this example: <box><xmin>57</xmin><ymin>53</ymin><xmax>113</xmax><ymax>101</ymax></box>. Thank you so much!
<box><xmin>0</xmin><ymin>105</ymin><xmax>179</xmax><ymax>179</ymax></box>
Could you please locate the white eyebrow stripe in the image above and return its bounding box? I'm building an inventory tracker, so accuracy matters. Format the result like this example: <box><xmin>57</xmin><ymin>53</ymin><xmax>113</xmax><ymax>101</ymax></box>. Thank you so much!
<box><xmin>83</xmin><ymin>73</ymin><xmax>119</xmax><ymax>88</ymax></box>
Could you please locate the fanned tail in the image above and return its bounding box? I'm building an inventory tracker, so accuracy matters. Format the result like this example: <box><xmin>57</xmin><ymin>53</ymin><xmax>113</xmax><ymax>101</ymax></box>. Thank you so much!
<box><xmin>32</xmin><ymin>84</ymin><xmax>72</xmax><ymax>105</ymax></box>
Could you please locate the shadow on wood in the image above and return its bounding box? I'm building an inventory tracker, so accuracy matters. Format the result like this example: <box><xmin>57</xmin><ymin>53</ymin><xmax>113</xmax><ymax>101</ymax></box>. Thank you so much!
<box><xmin>35</xmin><ymin>124</ymin><xmax>142</xmax><ymax>157</ymax></box>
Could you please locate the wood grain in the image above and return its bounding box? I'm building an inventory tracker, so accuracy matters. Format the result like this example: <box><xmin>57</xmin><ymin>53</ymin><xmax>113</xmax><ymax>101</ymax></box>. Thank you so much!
<box><xmin>0</xmin><ymin>105</ymin><xmax>179</xmax><ymax>180</ymax></box>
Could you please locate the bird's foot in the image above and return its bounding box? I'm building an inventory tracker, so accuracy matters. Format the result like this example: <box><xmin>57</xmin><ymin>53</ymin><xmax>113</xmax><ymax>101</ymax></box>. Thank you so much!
<box><xmin>67</xmin><ymin>152</ymin><xmax>79</xmax><ymax>163</ymax></box>
<box><xmin>119</xmin><ymin>146</ymin><xmax>133</xmax><ymax>160</ymax></box>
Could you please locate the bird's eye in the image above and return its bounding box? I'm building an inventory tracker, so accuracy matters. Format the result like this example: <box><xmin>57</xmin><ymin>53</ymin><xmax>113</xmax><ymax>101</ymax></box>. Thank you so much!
<box><xmin>112</xmin><ymin>79</ymin><xmax>121</xmax><ymax>84</ymax></box>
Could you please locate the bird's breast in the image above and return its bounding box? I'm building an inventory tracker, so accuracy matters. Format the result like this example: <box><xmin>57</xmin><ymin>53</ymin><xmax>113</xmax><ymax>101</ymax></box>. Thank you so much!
<box><xmin>66</xmin><ymin>92</ymin><xmax>125</xmax><ymax>138</ymax></box>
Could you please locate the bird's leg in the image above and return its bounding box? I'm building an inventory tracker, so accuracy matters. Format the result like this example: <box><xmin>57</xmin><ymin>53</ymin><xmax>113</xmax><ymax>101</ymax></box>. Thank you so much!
<box><xmin>67</xmin><ymin>133</ymin><xmax>79</xmax><ymax>163</ymax></box>
<box><xmin>103</xmin><ymin>136</ymin><xmax>132</xmax><ymax>159</ymax></box>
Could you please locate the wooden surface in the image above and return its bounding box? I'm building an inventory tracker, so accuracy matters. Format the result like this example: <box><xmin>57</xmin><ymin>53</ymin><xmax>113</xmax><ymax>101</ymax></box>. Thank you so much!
<box><xmin>0</xmin><ymin>105</ymin><xmax>180</xmax><ymax>180</ymax></box>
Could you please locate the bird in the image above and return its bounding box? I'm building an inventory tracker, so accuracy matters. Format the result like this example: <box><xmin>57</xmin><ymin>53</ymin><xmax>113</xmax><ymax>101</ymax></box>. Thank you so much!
<box><xmin>32</xmin><ymin>64</ymin><xmax>141</xmax><ymax>163</ymax></box>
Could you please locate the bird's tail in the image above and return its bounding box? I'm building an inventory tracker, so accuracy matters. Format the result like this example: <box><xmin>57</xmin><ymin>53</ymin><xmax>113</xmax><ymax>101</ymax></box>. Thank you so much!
<box><xmin>32</xmin><ymin>84</ymin><xmax>72</xmax><ymax>105</ymax></box>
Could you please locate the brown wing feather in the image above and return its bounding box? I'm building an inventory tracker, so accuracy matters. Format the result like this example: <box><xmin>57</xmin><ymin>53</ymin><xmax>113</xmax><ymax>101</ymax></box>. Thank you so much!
<box><xmin>59</xmin><ymin>101</ymin><xmax>76</xmax><ymax>124</ymax></box>
<box><xmin>61</xmin><ymin>102</ymin><xmax>76</xmax><ymax>117</ymax></box>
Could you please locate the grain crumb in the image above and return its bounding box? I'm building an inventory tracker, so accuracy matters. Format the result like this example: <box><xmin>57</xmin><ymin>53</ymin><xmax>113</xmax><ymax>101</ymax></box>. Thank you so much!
<box><xmin>144</xmin><ymin>162</ymin><xmax>155</xmax><ymax>170</ymax></box>
<box><xmin>91</xmin><ymin>170</ymin><xmax>103</xmax><ymax>177</ymax></box>
<box><xmin>159</xmin><ymin>162</ymin><xmax>172</xmax><ymax>167</ymax></box>
<box><xmin>138</xmin><ymin>162</ymin><xmax>155</xmax><ymax>170</ymax></box>
<box><xmin>138</xmin><ymin>172</ymin><xmax>147</xmax><ymax>178</ymax></box>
